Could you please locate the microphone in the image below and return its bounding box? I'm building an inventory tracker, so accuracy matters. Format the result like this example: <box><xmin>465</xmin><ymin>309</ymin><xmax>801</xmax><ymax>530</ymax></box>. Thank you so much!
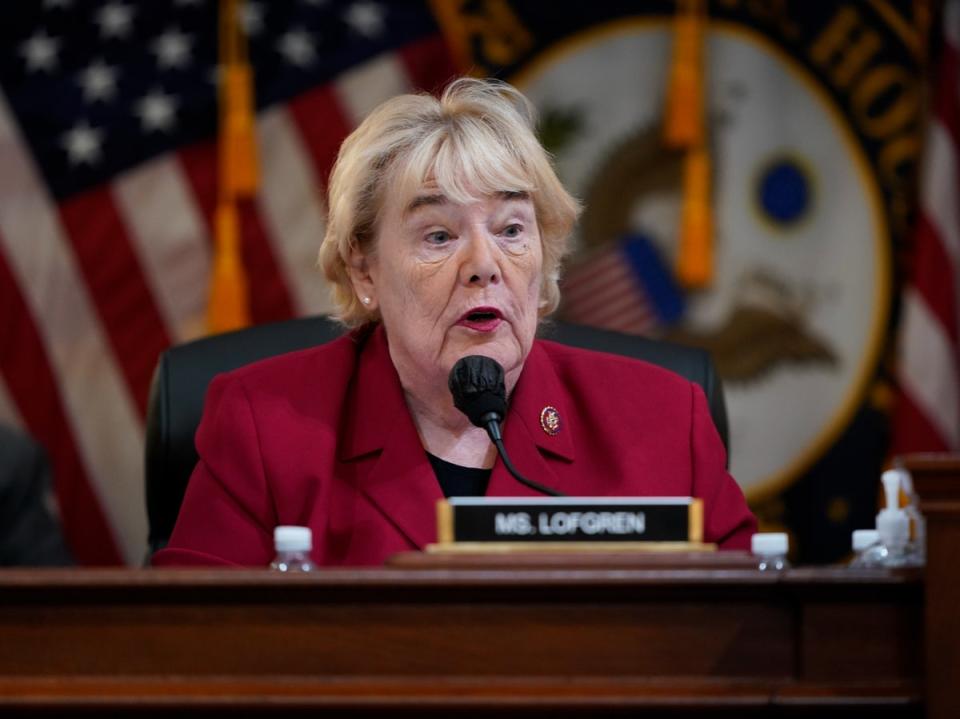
<box><xmin>448</xmin><ymin>356</ymin><xmax>563</xmax><ymax>497</ymax></box>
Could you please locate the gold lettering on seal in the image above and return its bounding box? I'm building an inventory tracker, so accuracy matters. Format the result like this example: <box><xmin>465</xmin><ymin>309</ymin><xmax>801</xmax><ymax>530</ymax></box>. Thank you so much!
<box><xmin>810</xmin><ymin>6</ymin><xmax>883</xmax><ymax>89</ymax></box>
<box><xmin>809</xmin><ymin>4</ymin><xmax>920</xmax><ymax>236</ymax></box>
<box><xmin>429</xmin><ymin>0</ymin><xmax>533</xmax><ymax>75</ymax></box>
<box><xmin>851</xmin><ymin>64</ymin><xmax>919</xmax><ymax>139</ymax></box>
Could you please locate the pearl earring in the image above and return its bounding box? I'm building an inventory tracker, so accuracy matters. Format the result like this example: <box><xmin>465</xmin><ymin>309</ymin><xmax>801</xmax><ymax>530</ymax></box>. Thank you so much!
<box><xmin>362</xmin><ymin>296</ymin><xmax>371</xmax><ymax>305</ymax></box>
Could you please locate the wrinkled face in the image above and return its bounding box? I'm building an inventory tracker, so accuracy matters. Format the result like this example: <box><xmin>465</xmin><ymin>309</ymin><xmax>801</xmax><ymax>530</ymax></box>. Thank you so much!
<box><xmin>353</xmin><ymin>186</ymin><xmax>543</xmax><ymax>394</ymax></box>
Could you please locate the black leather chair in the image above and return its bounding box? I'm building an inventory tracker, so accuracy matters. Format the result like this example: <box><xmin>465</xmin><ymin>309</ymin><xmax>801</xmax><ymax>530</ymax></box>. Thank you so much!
<box><xmin>145</xmin><ymin>318</ymin><xmax>728</xmax><ymax>555</ymax></box>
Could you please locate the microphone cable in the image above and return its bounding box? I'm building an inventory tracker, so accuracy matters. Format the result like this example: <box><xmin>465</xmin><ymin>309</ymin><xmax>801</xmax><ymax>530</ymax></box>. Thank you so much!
<box><xmin>449</xmin><ymin>355</ymin><xmax>565</xmax><ymax>498</ymax></box>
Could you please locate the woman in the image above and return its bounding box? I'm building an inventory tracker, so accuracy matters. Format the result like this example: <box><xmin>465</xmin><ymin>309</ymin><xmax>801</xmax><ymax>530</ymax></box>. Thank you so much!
<box><xmin>153</xmin><ymin>79</ymin><xmax>755</xmax><ymax>567</ymax></box>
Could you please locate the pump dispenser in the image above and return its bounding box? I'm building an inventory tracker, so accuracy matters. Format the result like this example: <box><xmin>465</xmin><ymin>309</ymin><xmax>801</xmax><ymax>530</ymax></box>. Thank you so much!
<box><xmin>876</xmin><ymin>470</ymin><xmax>910</xmax><ymax>567</ymax></box>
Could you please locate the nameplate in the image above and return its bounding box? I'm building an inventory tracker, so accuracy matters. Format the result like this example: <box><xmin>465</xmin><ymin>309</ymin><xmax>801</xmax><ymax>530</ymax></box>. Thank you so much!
<box><xmin>436</xmin><ymin>497</ymin><xmax>702</xmax><ymax>544</ymax></box>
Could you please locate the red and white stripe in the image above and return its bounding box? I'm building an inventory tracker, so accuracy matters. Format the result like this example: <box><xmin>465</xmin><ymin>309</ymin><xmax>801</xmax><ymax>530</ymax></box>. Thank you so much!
<box><xmin>0</xmin><ymin>38</ymin><xmax>456</xmax><ymax>564</ymax></box>
<box><xmin>113</xmin><ymin>155</ymin><xmax>211</xmax><ymax>344</ymax></box>
<box><xmin>892</xmin><ymin>0</ymin><xmax>960</xmax><ymax>453</ymax></box>
<box><xmin>0</xmin><ymin>93</ymin><xmax>141</xmax><ymax>565</ymax></box>
<box><xmin>560</xmin><ymin>245</ymin><xmax>657</xmax><ymax>336</ymax></box>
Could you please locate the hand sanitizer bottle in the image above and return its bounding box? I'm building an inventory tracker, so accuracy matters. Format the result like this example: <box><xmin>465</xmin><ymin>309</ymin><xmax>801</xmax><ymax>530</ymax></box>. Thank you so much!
<box><xmin>877</xmin><ymin>471</ymin><xmax>910</xmax><ymax>568</ymax></box>
<box><xmin>890</xmin><ymin>467</ymin><xmax>925</xmax><ymax>566</ymax></box>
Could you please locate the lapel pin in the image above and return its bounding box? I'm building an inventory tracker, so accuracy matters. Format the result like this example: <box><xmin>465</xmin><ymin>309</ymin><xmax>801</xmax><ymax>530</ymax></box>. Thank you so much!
<box><xmin>539</xmin><ymin>406</ymin><xmax>561</xmax><ymax>436</ymax></box>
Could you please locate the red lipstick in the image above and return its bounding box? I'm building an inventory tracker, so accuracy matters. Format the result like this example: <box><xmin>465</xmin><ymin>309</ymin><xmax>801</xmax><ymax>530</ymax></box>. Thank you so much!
<box><xmin>457</xmin><ymin>306</ymin><xmax>503</xmax><ymax>332</ymax></box>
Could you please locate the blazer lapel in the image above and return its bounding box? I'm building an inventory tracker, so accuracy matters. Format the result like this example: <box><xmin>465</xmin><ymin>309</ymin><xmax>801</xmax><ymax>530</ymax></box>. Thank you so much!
<box><xmin>487</xmin><ymin>341</ymin><xmax>577</xmax><ymax>497</ymax></box>
<box><xmin>338</xmin><ymin>325</ymin><xmax>443</xmax><ymax>549</ymax></box>
<box><xmin>339</xmin><ymin>331</ymin><xmax>579</xmax><ymax>541</ymax></box>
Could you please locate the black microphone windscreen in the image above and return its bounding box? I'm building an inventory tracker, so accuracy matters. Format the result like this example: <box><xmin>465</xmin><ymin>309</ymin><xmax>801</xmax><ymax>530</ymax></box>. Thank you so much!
<box><xmin>448</xmin><ymin>356</ymin><xmax>507</xmax><ymax>427</ymax></box>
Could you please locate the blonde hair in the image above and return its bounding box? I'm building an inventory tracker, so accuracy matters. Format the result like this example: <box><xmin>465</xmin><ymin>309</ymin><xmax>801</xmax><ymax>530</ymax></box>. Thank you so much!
<box><xmin>319</xmin><ymin>77</ymin><xmax>581</xmax><ymax>326</ymax></box>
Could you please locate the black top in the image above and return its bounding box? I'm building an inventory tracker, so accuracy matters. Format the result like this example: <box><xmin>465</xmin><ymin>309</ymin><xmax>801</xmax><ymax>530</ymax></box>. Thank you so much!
<box><xmin>426</xmin><ymin>452</ymin><xmax>491</xmax><ymax>498</ymax></box>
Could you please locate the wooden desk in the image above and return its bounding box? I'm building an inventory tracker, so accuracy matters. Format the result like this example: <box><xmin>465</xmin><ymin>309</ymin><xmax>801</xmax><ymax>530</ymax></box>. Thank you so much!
<box><xmin>3</xmin><ymin>451</ymin><xmax>958</xmax><ymax>717</ymax></box>
<box><xmin>0</xmin><ymin>562</ymin><xmax>923</xmax><ymax>717</ymax></box>
<box><xmin>902</xmin><ymin>454</ymin><xmax>960</xmax><ymax>719</ymax></box>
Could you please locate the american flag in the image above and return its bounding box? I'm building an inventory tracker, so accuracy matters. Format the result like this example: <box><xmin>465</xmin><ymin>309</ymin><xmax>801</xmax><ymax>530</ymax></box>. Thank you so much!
<box><xmin>560</xmin><ymin>234</ymin><xmax>685</xmax><ymax>336</ymax></box>
<box><xmin>891</xmin><ymin>0</ymin><xmax>960</xmax><ymax>456</ymax></box>
<box><xmin>0</xmin><ymin>0</ymin><xmax>455</xmax><ymax>564</ymax></box>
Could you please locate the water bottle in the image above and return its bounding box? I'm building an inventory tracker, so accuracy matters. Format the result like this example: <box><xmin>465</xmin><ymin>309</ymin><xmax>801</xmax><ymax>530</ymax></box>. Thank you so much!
<box><xmin>751</xmin><ymin>532</ymin><xmax>790</xmax><ymax>571</ymax></box>
<box><xmin>270</xmin><ymin>526</ymin><xmax>315</xmax><ymax>572</ymax></box>
<box><xmin>849</xmin><ymin>529</ymin><xmax>887</xmax><ymax>568</ymax></box>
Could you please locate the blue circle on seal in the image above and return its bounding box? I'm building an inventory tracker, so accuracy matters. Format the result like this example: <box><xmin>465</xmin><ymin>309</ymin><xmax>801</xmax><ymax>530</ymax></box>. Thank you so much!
<box><xmin>757</xmin><ymin>158</ymin><xmax>811</xmax><ymax>226</ymax></box>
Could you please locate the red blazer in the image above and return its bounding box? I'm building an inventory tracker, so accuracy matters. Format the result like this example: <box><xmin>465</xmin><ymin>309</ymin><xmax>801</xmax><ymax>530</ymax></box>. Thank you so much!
<box><xmin>153</xmin><ymin>324</ymin><xmax>755</xmax><ymax>567</ymax></box>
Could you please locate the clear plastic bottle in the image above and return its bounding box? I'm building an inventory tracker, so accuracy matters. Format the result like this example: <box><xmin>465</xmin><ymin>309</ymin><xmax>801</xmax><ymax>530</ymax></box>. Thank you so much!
<box><xmin>849</xmin><ymin>529</ymin><xmax>888</xmax><ymax>568</ymax></box>
<box><xmin>751</xmin><ymin>532</ymin><xmax>790</xmax><ymax>571</ymax></box>
<box><xmin>891</xmin><ymin>467</ymin><xmax>926</xmax><ymax>566</ymax></box>
<box><xmin>877</xmin><ymin>471</ymin><xmax>910</xmax><ymax>568</ymax></box>
<box><xmin>269</xmin><ymin>526</ymin><xmax>315</xmax><ymax>572</ymax></box>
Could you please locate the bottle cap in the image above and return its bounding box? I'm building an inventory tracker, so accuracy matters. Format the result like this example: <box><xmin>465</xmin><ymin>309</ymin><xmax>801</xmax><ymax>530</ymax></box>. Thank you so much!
<box><xmin>751</xmin><ymin>532</ymin><xmax>788</xmax><ymax>557</ymax></box>
<box><xmin>274</xmin><ymin>525</ymin><xmax>312</xmax><ymax>553</ymax></box>
<box><xmin>852</xmin><ymin>529</ymin><xmax>880</xmax><ymax>552</ymax></box>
